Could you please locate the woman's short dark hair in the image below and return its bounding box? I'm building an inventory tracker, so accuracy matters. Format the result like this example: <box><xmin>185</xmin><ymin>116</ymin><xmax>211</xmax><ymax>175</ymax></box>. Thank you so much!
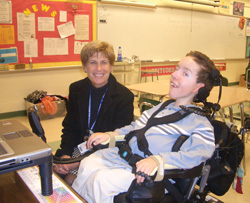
<box><xmin>80</xmin><ymin>40</ymin><xmax>115</xmax><ymax>66</ymax></box>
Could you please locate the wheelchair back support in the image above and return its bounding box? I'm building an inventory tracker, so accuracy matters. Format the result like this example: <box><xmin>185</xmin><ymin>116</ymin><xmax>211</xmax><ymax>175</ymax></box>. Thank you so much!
<box><xmin>206</xmin><ymin>120</ymin><xmax>244</xmax><ymax>196</ymax></box>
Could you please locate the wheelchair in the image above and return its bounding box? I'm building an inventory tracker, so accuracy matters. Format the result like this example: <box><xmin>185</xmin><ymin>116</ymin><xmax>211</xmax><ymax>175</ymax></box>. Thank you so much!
<box><xmin>28</xmin><ymin>102</ymin><xmax>244</xmax><ymax>203</ymax></box>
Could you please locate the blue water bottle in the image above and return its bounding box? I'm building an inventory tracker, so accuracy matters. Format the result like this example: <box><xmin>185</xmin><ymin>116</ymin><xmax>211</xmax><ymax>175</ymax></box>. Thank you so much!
<box><xmin>117</xmin><ymin>46</ymin><xmax>122</xmax><ymax>61</ymax></box>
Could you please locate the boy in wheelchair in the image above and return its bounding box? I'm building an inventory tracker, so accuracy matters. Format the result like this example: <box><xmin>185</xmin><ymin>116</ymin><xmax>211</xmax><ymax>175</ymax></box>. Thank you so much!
<box><xmin>71</xmin><ymin>51</ymin><xmax>220</xmax><ymax>203</ymax></box>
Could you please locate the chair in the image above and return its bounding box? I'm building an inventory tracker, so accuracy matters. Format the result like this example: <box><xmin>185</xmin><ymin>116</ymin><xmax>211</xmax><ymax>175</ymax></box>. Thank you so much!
<box><xmin>114</xmin><ymin>119</ymin><xmax>244</xmax><ymax>203</ymax></box>
<box><xmin>141</xmin><ymin>69</ymin><xmax>158</xmax><ymax>82</ymax></box>
<box><xmin>138</xmin><ymin>97</ymin><xmax>160</xmax><ymax>114</ymax></box>
<box><xmin>28</xmin><ymin>108</ymin><xmax>206</xmax><ymax>202</ymax></box>
<box><xmin>246</xmin><ymin>63</ymin><xmax>250</xmax><ymax>90</ymax></box>
<box><xmin>28</xmin><ymin>103</ymin><xmax>244</xmax><ymax>203</ymax></box>
<box><xmin>221</xmin><ymin>76</ymin><xmax>228</xmax><ymax>86</ymax></box>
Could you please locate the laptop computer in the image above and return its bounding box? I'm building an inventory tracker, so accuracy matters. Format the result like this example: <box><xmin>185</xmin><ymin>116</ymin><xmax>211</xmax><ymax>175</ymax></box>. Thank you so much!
<box><xmin>0</xmin><ymin>119</ymin><xmax>52</xmax><ymax>171</ymax></box>
<box><xmin>0</xmin><ymin>119</ymin><xmax>53</xmax><ymax>196</ymax></box>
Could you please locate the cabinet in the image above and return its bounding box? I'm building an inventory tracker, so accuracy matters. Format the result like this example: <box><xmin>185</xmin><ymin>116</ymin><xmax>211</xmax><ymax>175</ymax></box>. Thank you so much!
<box><xmin>112</xmin><ymin>61</ymin><xmax>141</xmax><ymax>85</ymax></box>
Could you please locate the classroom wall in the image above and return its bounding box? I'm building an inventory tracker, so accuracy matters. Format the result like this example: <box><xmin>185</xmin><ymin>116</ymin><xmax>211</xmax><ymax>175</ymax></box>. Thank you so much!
<box><xmin>97</xmin><ymin>4</ymin><xmax>247</xmax><ymax>61</ymax></box>
<box><xmin>142</xmin><ymin>59</ymin><xmax>249</xmax><ymax>83</ymax></box>
<box><xmin>0</xmin><ymin>58</ymin><xmax>248</xmax><ymax>115</ymax></box>
<box><xmin>0</xmin><ymin>67</ymin><xmax>86</xmax><ymax>114</ymax></box>
<box><xmin>1</xmin><ymin>0</ymin><xmax>250</xmax><ymax>116</ymax></box>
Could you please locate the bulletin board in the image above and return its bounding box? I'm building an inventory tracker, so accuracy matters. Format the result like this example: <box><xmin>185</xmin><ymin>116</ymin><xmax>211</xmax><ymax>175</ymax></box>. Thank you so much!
<box><xmin>0</xmin><ymin>0</ymin><xmax>96</xmax><ymax>65</ymax></box>
<box><xmin>97</xmin><ymin>5</ymin><xmax>247</xmax><ymax>61</ymax></box>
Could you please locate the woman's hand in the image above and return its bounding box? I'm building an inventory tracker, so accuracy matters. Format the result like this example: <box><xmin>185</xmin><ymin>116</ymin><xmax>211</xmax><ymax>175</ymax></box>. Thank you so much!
<box><xmin>86</xmin><ymin>132</ymin><xmax>110</xmax><ymax>149</ymax></box>
<box><xmin>53</xmin><ymin>155</ymin><xmax>80</xmax><ymax>175</ymax></box>
<box><xmin>135</xmin><ymin>157</ymin><xmax>158</xmax><ymax>183</ymax></box>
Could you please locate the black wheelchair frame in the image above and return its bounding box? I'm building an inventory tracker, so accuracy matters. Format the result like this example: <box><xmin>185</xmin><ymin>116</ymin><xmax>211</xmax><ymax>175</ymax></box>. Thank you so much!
<box><xmin>28</xmin><ymin>104</ymin><xmax>244</xmax><ymax>203</ymax></box>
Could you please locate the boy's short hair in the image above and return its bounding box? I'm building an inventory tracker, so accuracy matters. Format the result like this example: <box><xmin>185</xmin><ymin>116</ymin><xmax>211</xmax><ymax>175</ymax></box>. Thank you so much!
<box><xmin>186</xmin><ymin>51</ymin><xmax>217</xmax><ymax>93</ymax></box>
<box><xmin>80</xmin><ymin>40</ymin><xmax>115</xmax><ymax>66</ymax></box>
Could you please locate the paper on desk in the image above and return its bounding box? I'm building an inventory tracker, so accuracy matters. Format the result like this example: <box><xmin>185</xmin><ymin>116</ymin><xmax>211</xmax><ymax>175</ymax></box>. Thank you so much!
<box><xmin>17</xmin><ymin>166</ymin><xmax>83</xmax><ymax>203</ymax></box>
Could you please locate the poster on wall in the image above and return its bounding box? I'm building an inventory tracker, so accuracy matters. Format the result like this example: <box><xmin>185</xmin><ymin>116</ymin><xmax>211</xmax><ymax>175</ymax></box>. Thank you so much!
<box><xmin>233</xmin><ymin>1</ymin><xmax>244</xmax><ymax>16</ymax></box>
<box><xmin>219</xmin><ymin>0</ymin><xmax>231</xmax><ymax>15</ymax></box>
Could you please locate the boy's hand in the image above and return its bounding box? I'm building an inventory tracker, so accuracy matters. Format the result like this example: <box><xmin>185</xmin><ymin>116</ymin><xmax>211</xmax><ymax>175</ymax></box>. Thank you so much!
<box><xmin>135</xmin><ymin>157</ymin><xmax>157</xmax><ymax>183</ymax></box>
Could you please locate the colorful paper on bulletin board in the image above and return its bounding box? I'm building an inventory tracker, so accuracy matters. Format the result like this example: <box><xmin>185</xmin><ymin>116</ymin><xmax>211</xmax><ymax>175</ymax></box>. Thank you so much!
<box><xmin>0</xmin><ymin>25</ymin><xmax>15</xmax><ymax>45</ymax></box>
<box><xmin>0</xmin><ymin>47</ymin><xmax>18</xmax><ymax>64</ymax></box>
<box><xmin>0</xmin><ymin>0</ymin><xmax>95</xmax><ymax>65</ymax></box>
<box><xmin>246</xmin><ymin>36</ymin><xmax>250</xmax><ymax>58</ymax></box>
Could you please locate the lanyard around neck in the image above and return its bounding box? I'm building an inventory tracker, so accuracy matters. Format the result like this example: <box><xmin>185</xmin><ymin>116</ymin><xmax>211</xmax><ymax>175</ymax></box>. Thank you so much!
<box><xmin>88</xmin><ymin>87</ymin><xmax>109</xmax><ymax>131</ymax></box>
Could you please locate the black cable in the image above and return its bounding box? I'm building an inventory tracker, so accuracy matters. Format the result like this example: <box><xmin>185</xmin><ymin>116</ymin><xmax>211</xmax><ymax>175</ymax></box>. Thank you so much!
<box><xmin>211</xmin><ymin>79</ymin><xmax>222</xmax><ymax>119</ymax></box>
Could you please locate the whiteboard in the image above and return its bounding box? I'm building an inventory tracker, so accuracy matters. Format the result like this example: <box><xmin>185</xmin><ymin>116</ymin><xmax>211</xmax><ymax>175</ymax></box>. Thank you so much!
<box><xmin>97</xmin><ymin>5</ymin><xmax>246</xmax><ymax>61</ymax></box>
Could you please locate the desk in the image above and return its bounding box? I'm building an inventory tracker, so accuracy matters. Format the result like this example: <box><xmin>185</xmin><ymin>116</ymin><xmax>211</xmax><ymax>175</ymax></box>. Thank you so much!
<box><xmin>126</xmin><ymin>83</ymin><xmax>247</xmax><ymax>128</ymax></box>
<box><xmin>0</xmin><ymin>172</ymin><xmax>37</xmax><ymax>203</ymax></box>
<box><xmin>126</xmin><ymin>81</ymin><xmax>170</xmax><ymax>101</ymax></box>
<box><xmin>113</xmin><ymin>61</ymin><xmax>141</xmax><ymax>85</ymax></box>
<box><xmin>208</xmin><ymin>86</ymin><xmax>249</xmax><ymax>125</ymax></box>
<box><xmin>0</xmin><ymin>169</ymin><xmax>86</xmax><ymax>203</ymax></box>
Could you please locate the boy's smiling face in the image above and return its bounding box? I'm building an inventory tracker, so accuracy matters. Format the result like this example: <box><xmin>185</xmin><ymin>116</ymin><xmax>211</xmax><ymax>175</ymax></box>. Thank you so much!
<box><xmin>169</xmin><ymin>56</ymin><xmax>204</xmax><ymax>106</ymax></box>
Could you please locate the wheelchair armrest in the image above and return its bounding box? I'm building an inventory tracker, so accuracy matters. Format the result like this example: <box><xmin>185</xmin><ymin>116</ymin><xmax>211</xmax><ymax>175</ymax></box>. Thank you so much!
<box><xmin>163</xmin><ymin>162</ymin><xmax>204</xmax><ymax>179</ymax></box>
<box><xmin>93</xmin><ymin>134</ymin><xmax>125</xmax><ymax>150</ymax></box>
<box><xmin>53</xmin><ymin>135</ymin><xmax>126</xmax><ymax>164</ymax></box>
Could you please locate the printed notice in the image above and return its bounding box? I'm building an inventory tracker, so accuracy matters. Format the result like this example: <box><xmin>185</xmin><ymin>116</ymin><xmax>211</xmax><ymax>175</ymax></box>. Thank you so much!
<box><xmin>0</xmin><ymin>25</ymin><xmax>15</xmax><ymax>44</ymax></box>
<box><xmin>43</xmin><ymin>38</ymin><xmax>68</xmax><ymax>55</ymax></box>
<box><xmin>59</xmin><ymin>11</ymin><xmax>67</xmax><ymax>22</ymax></box>
<box><xmin>17</xmin><ymin>12</ymin><xmax>35</xmax><ymax>41</ymax></box>
<box><xmin>74</xmin><ymin>41</ymin><xmax>87</xmax><ymax>54</ymax></box>
<box><xmin>0</xmin><ymin>1</ymin><xmax>12</xmax><ymax>23</ymax></box>
<box><xmin>24</xmin><ymin>39</ymin><xmax>38</xmax><ymax>58</ymax></box>
<box><xmin>57</xmin><ymin>21</ymin><xmax>75</xmax><ymax>38</ymax></box>
<box><xmin>74</xmin><ymin>15</ymin><xmax>89</xmax><ymax>40</ymax></box>
<box><xmin>38</xmin><ymin>17</ymin><xmax>55</xmax><ymax>31</ymax></box>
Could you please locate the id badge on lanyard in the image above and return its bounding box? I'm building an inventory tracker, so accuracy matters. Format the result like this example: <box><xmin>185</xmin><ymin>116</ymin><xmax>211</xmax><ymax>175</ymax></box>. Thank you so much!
<box><xmin>87</xmin><ymin>87</ymin><xmax>108</xmax><ymax>138</ymax></box>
